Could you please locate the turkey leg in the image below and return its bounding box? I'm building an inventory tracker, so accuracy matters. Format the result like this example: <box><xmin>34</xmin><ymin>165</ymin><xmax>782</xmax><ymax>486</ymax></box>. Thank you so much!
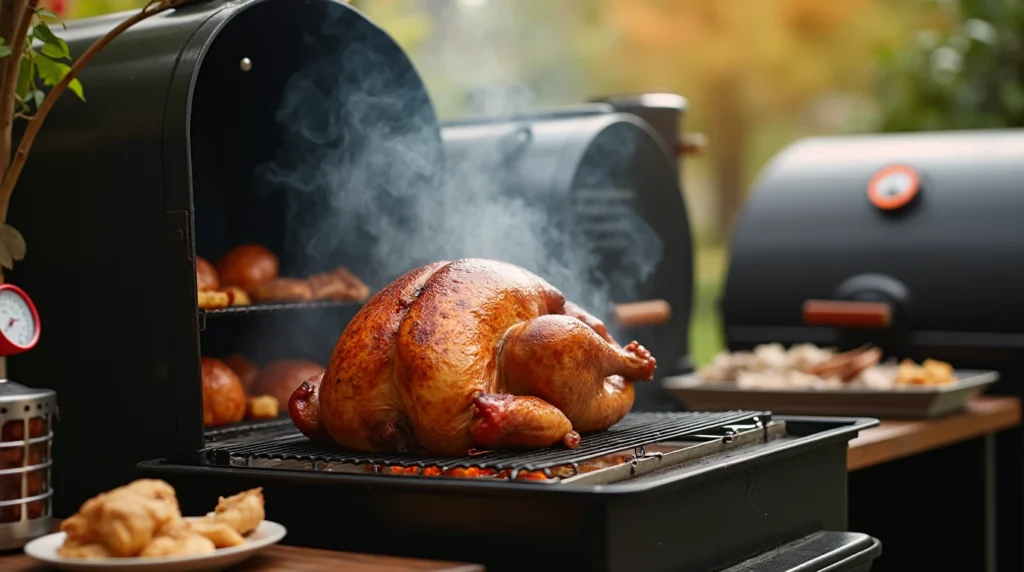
<box><xmin>500</xmin><ymin>314</ymin><xmax>656</xmax><ymax>433</ymax></box>
<box><xmin>470</xmin><ymin>392</ymin><xmax>580</xmax><ymax>450</ymax></box>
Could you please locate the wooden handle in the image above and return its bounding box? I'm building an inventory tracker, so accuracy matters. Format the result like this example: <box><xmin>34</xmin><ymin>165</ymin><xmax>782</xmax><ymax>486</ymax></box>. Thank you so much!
<box><xmin>802</xmin><ymin>300</ymin><xmax>892</xmax><ymax>329</ymax></box>
<box><xmin>613</xmin><ymin>299</ymin><xmax>672</xmax><ymax>328</ymax></box>
<box><xmin>675</xmin><ymin>133</ymin><xmax>707</xmax><ymax>157</ymax></box>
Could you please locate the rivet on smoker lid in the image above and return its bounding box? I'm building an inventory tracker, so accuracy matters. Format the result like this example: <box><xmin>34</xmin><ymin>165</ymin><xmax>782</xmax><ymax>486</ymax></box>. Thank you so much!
<box><xmin>240</xmin><ymin>58</ymin><xmax>253</xmax><ymax>72</ymax></box>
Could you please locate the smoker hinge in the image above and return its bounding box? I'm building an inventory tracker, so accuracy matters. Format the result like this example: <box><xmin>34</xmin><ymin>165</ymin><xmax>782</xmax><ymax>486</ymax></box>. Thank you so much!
<box><xmin>165</xmin><ymin>210</ymin><xmax>190</xmax><ymax>245</ymax></box>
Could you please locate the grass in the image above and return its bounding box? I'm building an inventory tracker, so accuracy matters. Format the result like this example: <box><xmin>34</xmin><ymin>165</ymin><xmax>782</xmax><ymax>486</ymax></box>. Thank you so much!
<box><xmin>688</xmin><ymin>244</ymin><xmax>727</xmax><ymax>367</ymax></box>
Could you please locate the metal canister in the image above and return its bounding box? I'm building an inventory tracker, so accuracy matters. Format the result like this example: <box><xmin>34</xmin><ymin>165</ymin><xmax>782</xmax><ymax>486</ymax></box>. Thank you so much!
<box><xmin>0</xmin><ymin>379</ymin><xmax>55</xmax><ymax>549</ymax></box>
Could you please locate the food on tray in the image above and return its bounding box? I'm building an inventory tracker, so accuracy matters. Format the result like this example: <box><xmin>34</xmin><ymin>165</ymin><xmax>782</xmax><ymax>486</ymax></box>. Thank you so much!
<box><xmin>201</xmin><ymin>357</ymin><xmax>246</xmax><ymax>427</ymax></box>
<box><xmin>195</xmin><ymin>256</ymin><xmax>220</xmax><ymax>291</ymax></box>
<box><xmin>307</xmin><ymin>266</ymin><xmax>371</xmax><ymax>302</ymax></box>
<box><xmin>223</xmin><ymin>354</ymin><xmax>260</xmax><ymax>393</ymax></box>
<box><xmin>696</xmin><ymin>343</ymin><xmax>957</xmax><ymax>389</ymax></box>
<box><xmin>57</xmin><ymin>479</ymin><xmax>265</xmax><ymax>559</ymax></box>
<box><xmin>197</xmin><ymin>290</ymin><xmax>231</xmax><ymax>310</ymax></box>
<box><xmin>216</xmin><ymin>244</ymin><xmax>280</xmax><ymax>291</ymax></box>
<box><xmin>248</xmin><ymin>277</ymin><xmax>313</xmax><ymax>303</ymax></box>
<box><xmin>895</xmin><ymin>358</ymin><xmax>955</xmax><ymax>386</ymax></box>
<box><xmin>246</xmin><ymin>395</ymin><xmax>279</xmax><ymax>420</ymax></box>
<box><xmin>208</xmin><ymin>243</ymin><xmax>370</xmax><ymax>304</ymax></box>
<box><xmin>196</xmin><ymin>255</ymin><xmax>252</xmax><ymax>309</ymax></box>
<box><xmin>289</xmin><ymin>258</ymin><xmax>657</xmax><ymax>455</ymax></box>
<box><xmin>252</xmin><ymin>359</ymin><xmax>325</xmax><ymax>407</ymax></box>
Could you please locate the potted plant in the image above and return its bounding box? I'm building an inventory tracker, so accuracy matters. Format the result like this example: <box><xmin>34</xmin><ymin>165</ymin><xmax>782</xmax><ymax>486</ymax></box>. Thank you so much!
<box><xmin>0</xmin><ymin>0</ymin><xmax>199</xmax><ymax>279</ymax></box>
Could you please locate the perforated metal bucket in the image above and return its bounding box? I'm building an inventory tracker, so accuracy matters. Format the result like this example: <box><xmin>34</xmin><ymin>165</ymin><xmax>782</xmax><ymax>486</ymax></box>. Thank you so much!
<box><xmin>0</xmin><ymin>379</ymin><xmax>55</xmax><ymax>549</ymax></box>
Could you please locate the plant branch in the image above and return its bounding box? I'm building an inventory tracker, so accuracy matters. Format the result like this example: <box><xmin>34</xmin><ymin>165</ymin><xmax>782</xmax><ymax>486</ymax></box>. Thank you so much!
<box><xmin>0</xmin><ymin>2</ymin><xmax>172</xmax><ymax>223</ymax></box>
<box><xmin>0</xmin><ymin>0</ymin><xmax>33</xmax><ymax>177</ymax></box>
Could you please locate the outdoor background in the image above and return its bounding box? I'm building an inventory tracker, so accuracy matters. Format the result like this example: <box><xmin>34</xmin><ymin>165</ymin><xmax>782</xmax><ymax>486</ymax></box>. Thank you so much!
<box><xmin>49</xmin><ymin>0</ymin><xmax>1024</xmax><ymax>365</ymax></box>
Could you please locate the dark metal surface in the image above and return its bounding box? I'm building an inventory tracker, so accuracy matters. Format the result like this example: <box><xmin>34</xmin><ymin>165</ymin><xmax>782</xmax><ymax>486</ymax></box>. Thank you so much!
<box><xmin>140</xmin><ymin>416</ymin><xmax>875</xmax><ymax>572</ymax></box>
<box><xmin>5</xmin><ymin>0</ymin><xmax>441</xmax><ymax>516</ymax></box>
<box><xmin>723</xmin><ymin>129</ymin><xmax>1024</xmax><ymax>353</ymax></box>
<box><xmin>202</xmin><ymin>411</ymin><xmax>767</xmax><ymax>471</ymax></box>
<box><xmin>440</xmin><ymin>109</ymin><xmax>693</xmax><ymax>411</ymax></box>
<box><xmin>720</xmin><ymin>532</ymin><xmax>881</xmax><ymax>572</ymax></box>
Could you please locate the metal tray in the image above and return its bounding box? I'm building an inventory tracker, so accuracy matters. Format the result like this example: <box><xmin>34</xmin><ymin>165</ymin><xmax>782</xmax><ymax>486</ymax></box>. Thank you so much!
<box><xmin>663</xmin><ymin>369</ymin><xmax>999</xmax><ymax>419</ymax></box>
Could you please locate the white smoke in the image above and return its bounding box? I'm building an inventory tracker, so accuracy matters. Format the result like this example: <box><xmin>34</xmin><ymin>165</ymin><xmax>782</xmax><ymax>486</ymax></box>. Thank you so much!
<box><xmin>255</xmin><ymin>1</ymin><xmax>664</xmax><ymax>328</ymax></box>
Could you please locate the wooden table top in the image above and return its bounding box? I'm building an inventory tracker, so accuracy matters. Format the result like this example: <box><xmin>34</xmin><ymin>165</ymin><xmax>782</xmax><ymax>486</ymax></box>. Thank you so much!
<box><xmin>847</xmin><ymin>396</ymin><xmax>1022</xmax><ymax>471</ymax></box>
<box><xmin>2</xmin><ymin>541</ymin><xmax>484</xmax><ymax>572</ymax></box>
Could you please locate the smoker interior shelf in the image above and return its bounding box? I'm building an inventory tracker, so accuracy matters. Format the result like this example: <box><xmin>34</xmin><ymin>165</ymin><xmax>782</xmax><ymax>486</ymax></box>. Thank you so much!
<box><xmin>198</xmin><ymin>300</ymin><xmax>362</xmax><ymax>329</ymax></box>
<box><xmin>200</xmin><ymin>410</ymin><xmax>771</xmax><ymax>473</ymax></box>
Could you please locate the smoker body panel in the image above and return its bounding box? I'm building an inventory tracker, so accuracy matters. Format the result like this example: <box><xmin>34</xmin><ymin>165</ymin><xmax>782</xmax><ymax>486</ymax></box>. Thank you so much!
<box><xmin>139</xmin><ymin>417</ymin><xmax>868</xmax><ymax>572</ymax></box>
<box><xmin>6</xmin><ymin>0</ymin><xmax>441</xmax><ymax>516</ymax></box>
<box><xmin>724</xmin><ymin>129</ymin><xmax>1024</xmax><ymax>346</ymax></box>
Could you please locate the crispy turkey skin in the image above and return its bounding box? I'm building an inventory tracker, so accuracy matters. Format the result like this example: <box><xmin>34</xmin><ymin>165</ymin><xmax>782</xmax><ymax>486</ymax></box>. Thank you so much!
<box><xmin>289</xmin><ymin>259</ymin><xmax>656</xmax><ymax>455</ymax></box>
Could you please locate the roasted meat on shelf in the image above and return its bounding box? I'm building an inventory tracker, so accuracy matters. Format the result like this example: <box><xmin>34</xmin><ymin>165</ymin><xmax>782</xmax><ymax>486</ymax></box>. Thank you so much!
<box><xmin>201</xmin><ymin>357</ymin><xmax>246</xmax><ymax>427</ymax></box>
<box><xmin>289</xmin><ymin>258</ymin><xmax>657</xmax><ymax>456</ymax></box>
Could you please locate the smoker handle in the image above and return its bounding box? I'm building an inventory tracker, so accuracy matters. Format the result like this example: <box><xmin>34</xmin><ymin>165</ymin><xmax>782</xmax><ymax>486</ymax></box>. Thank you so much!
<box><xmin>675</xmin><ymin>133</ymin><xmax>707</xmax><ymax>156</ymax></box>
<box><xmin>613</xmin><ymin>299</ymin><xmax>672</xmax><ymax>328</ymax></box>
<box><xmin>802</xmin><ymin>299</ymin><xmax>892</xmax><ymax>329</ymax></box>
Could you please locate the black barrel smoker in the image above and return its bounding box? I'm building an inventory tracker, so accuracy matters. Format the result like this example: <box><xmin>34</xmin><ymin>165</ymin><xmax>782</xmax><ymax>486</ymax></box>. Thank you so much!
<box><xmin>721</xmin><ymin>128</ymin><xmax>1024</xmax><ymax>571</ymax></box>
<box><xmin>440</xmin><ymin>104</ymin><xmax>694</xmax><ymax>411</ymax></box>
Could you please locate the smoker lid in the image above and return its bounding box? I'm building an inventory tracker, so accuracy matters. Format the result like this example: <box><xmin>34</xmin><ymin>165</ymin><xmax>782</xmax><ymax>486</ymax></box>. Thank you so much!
<box><xmin>0</xmin><ymin>379</ymin><xmax>54</xmax><ymax>401</ymax></box>
<box><xmin>723</xmin><ymin>129</ymin><xmax>1024</xmax><ymax>349</ymax></box>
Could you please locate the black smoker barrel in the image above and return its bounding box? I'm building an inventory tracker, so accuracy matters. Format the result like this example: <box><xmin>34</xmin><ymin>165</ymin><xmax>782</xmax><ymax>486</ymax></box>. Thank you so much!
<box><xmin>440</xmin><ymin>106</ymin><xmax>694</xmax><ymax>411</ymax></box>
<box><xmin>721</xmin><ymin>128</ymin><xmax>1024</xmax><ymax>571</ymax></box>
<box><xmin>5</xmin><ymin>0</ymin><xmax>443</xmax><ymax>515</ymax></box>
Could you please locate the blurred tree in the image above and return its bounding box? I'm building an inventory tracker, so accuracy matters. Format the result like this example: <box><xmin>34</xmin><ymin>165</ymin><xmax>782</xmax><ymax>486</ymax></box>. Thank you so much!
<box><xmin>578</xmin><ymin>0</ymin><xmax>916</xmax><ymax>242</ymax></box>
<box><xmin>873</xmin><ymin>0</ymin><xmax>1024</xmax><ymax>131</ymax></box>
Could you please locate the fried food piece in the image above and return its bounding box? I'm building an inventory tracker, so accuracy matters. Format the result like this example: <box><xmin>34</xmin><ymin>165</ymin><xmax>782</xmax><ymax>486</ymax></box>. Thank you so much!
<box><xmin>139</xmin><ymin>522</ymin><xmax>216</xmax><ymax>557</ymax></box>
<box><xmin>201</xmin><ymin>358</ymin><xmax>246</xmax><ymax>427</ymax></box>
<box><xmin>188</xmin><ymin>517</ymin><xmax>246</xmax><ymax>548</ymax></box>
<box><xmin>225</xmin><ymin>286</ymin><xmax>251</xmax><ymax>307</ymax></box>
<box><xmin>197</xmin><ymin>290</ymin><xmax>230</xmax><ymax>310</ymax></box>
<box><xmin>209</xmin><ymin>488</ymin><xmax>264</xmax><ymax>535</ymax></box>
<box><xmin>196</xmin><ymin>257</ymin><xmax>220</xmax><ymax>291</ymax></box>
<box><xmin>217</xmin><ymin>244</ymin><xmax>279</xmax><ymax>291</ymax></box>
<box><xmin>896</xmin><ymin>358</ymin><xmax>956</xmax><ymax>386</ymax></box>
<box><xmin>246</xmin><ymin>395</ymin><xmax>279</xmax><ymax>420</ymax></box>
<box><xmin>55</xmin><ymin>539</ymin><xmax>116</xmax><ymax>559</ymax></box>
<box><xmin>58</xmin><ymin>479</ymin><xmax>183</xmax><ymax>558</ymax></box>
<box><xmin>248</xmin><ymin>278</ymin><xmax>313</xmax><ymax>303</ymax></box>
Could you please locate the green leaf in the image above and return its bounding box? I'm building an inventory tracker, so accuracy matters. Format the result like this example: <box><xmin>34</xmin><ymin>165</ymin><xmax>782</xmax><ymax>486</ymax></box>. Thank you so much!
<box><xmin>32</xmin><ymin>23</ymin><xmax>69</xmax><ymax>59</ymax></box>
<box><xmin>0</xmin><ymin>225</ymin><xmax>27</xmax><ymax>261</ymax></box>
<box><xmin>40</xmin><ymin>42</ymin><xmax>68</xmax><ymax>60</ymax></box>
<box><xmin>16</xmin><ymin>57</ymin><xmax>32</xmax><ymax>102</ymax></box>
<box><xmin>33</xmin><ymin>54</ymin><xmax>62</xmax><ymax>86</ymax></box>
<box><xmin>67</xmin><ymin>78</ymin><xmax>85</xmax><ymax>101</ymax></box>
<box><xmin>29</xmin><ymin>89</ymin><xmax>43</xmax><ymax>108</ymax></box>
<box><xmin>0</xmin><ymin>46</ymin><xmax>10</xmax><ymax>58</ymax></box>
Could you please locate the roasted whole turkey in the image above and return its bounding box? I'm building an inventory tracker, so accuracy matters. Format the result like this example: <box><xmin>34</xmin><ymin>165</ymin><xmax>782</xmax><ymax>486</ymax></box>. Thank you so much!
<box><xmin>289</xmin><ymin>259</ymin><xmax>657</xmax><ymax>456</ymax></box>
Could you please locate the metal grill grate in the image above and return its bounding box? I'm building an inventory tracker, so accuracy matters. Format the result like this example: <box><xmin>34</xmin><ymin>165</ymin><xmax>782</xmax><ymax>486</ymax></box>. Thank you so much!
<box><xmin>202</xmin><ymin>410</ymin><xmax>769</xmax><ymax>473</ymax></box>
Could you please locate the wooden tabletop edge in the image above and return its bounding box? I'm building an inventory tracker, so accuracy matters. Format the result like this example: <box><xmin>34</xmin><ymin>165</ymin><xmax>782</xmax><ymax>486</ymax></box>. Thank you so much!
<box><xmin>847</xmin><ymin>396</ymin><xmax>1022</xmax><ymax>471</ymax></box>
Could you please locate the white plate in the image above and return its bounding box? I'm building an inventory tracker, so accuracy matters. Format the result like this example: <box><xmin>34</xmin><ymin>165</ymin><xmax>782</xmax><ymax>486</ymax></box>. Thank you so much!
<box><xmin>23</xmin><ymin>520</ymin><xmax>287</xmax><ymax>572</ymax></box>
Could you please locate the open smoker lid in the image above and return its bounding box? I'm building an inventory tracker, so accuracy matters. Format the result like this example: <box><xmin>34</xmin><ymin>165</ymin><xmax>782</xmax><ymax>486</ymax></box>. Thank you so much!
<box><xmin>722</xmin><ymin>129</ymin><xmax>1024</xmax><ymax>361</ymax></box>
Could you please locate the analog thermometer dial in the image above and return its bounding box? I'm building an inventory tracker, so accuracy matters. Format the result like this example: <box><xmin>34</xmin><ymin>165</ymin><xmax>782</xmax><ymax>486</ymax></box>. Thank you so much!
<box><xmin>0</xmin><ymin>284</ymin><xmax>39</xmax><ymax>355</ymax></box>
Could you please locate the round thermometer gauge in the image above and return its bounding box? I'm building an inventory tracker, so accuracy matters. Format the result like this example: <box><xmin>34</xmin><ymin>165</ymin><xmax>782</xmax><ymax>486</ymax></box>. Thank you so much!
<box><xmin>0</xmin><ymin>284</ymin><xmax>39</xmax><ymax>355</ymax></box>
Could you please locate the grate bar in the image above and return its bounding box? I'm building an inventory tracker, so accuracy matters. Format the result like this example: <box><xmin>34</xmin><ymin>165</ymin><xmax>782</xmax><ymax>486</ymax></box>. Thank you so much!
<box><xmin>203</xmin><ymin>411</ymin><xmax>769</xmax><ymax>473</ymax></box>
